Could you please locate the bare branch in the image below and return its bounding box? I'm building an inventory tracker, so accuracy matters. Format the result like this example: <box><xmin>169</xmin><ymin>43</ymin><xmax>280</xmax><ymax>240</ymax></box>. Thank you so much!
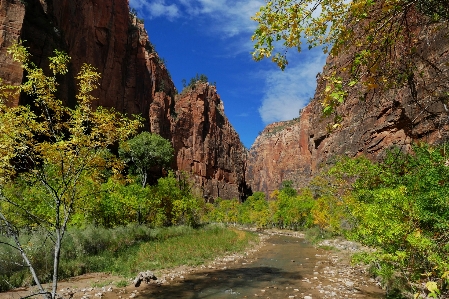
<box><xmin>0</xmin><ymin>240</ymin><xmax>20</xmax><ymax>251</ymax></box>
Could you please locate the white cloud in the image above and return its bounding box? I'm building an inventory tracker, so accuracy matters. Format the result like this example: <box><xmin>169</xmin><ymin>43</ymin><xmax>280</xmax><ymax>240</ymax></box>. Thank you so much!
<box><xmin>130</xmin><ymin>0</ymin><xmax>264</xmax><ymax>36</ymax></box>
<box><xmin>205</xmin><ymin>0</ymin><xmax>264</xmax><ymax>37</ymax></box>
<box><xmin>258</xmin><ymin>50</ymin><xmax>327</xmax><ymax>124</ymax></box>
<box><xmin>129</xmin><ymin>0</ymin><xmax>180</xmax><ymax>20</ymax></box>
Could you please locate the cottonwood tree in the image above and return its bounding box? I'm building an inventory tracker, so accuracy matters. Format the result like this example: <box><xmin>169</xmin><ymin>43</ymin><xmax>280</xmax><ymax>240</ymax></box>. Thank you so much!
<box><xmin>118</xmin><ymin>132</ymin><xmax>174</xmax><ymax>224</ymax></box>
<box><xmin>0</xmin><ymin>44</ymin><xmax>141</xmax><ymax>298</ymax></box>
<box><xmin>119</xmin><ymin>131</ymin><xmax>174</xmax><ymax>188</ymax></box>
<box><xmin>252</xmin><ymin>0</ymin><xmax>449</xmax><ymax>115</ymax></box>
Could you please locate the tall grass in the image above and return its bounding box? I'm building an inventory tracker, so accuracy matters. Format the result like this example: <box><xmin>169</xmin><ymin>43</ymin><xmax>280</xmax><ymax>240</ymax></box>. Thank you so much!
<box><xmin>0</xmin><ymin>224</ymin><xmax>257</xmax><ymax>292</ymax></box>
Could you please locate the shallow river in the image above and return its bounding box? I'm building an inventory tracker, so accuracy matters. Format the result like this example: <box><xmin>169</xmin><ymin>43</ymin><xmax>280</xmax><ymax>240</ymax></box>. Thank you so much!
<box><xmin>1</xmin><ymin>233</ymin><xmax>386</xmax><ymax>299</ymax></box>
<box><xmin>140</xmin><ymin>234</ymin><xmax>385</xmax><ymax>299</ymax></box>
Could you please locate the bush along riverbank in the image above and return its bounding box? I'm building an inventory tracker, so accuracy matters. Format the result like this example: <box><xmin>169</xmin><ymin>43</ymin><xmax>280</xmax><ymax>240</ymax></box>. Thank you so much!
<box><xmin>0</xmin><ymin>224</ymin><xmax>258</xmax><ymax>292</ymax></box>
<box><xmin>205</xmin><ymin>143</ymin><xmax>449</xmax><ymax>298</ymax></box>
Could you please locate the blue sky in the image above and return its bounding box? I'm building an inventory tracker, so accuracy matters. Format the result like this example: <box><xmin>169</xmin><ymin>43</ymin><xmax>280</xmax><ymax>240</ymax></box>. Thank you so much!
<box><xmin>129</xmin><ymin>0</ymin><xmax>327</xmax><ymax>148</ymax></box>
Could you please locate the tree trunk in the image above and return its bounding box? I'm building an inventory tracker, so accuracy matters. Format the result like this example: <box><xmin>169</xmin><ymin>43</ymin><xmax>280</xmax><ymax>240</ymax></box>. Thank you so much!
<box><xmin>51</xmin><ymin>228</ymin><xmax>62</xmax><ymax>299</ymax></box>
<box><xmin>0</xmin><ymin>211</ymin><xmax>50</xmax><ymax>298</ymax></box>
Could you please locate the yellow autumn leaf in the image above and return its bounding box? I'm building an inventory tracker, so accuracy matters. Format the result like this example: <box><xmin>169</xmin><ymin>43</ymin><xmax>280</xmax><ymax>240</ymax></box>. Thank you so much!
<box><xmin>426</xmin><ymin>281</ymin><xmax>439</xmax><ymax>293</ymax></box>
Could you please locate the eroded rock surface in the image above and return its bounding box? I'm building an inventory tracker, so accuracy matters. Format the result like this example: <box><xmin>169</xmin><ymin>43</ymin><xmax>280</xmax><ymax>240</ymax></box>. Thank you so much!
<box><xmin>247</xmin><ymin>23</ymin><xmax>449</xmax><ymax>194</ymax></box>
<box><xmin>171</xmin><ymin>84</ymin><xmax>248</xmax><ymax>200</ymax></box>
<box><xmin>0</xmin><ymin>0</ymin><xmax>25</xmax><ymax>106</ymax></box>
<box><xmin>246</xmin><ymin>118</ymin><xmax>312</xmax><ymax>196</ymax></box>
<box><xmin>0</xmin><ymin>0</ymin><xmax>247</xmax><ymax>200</ymax></box>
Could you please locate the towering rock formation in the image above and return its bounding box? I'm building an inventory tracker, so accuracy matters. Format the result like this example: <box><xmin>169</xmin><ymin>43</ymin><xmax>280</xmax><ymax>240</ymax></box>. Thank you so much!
<box><xmin>247</xmin><ymin>24</ymin><xmax>449</xmax><ymax>195</ymax></box>
<box><xmin>246</xmin><ymin>118</ymin><xmax>312</xmax><ymax>196</ymax></box>
<box><xmin>171</xmin><ymin>83</ymin><xmax>248</xmax><ymax>200</ymax></box>
<box><xmin>0</xmin><ymin>0</ymin><xmax>247</xmax><ymax>200</ymax></box>
<box><xmin>3</xmin><ymin>0</ymin><xmax>447</xmax><ymax>200</ymax></box>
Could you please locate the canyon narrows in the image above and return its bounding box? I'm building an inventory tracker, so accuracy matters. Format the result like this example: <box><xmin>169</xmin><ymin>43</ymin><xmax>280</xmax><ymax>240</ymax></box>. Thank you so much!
<box><xmin>1</xmin><ymin>0</ymin><xmax>449</xmax><ymax>198</ymax></box>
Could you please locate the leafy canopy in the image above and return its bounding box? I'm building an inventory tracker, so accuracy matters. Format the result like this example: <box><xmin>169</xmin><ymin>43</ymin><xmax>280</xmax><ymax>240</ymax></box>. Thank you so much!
<box><xmin>119</xmin><ymin>131</ymin><xmax>174</xmax><ymax>187</ymax></box>
<box><xmin>181</xmin><ymin>73</ymin><xmax>210</xmax><ymax>91</ymax></box>
<box><xmin>0</xmin><ymin>43</ymin><xmax>141</xmax><ymax>299</ymax></box>
<box><xmin>251</xmin><ymin>0</ymin><xmax>449</xmax><ymax>114</ymax></box>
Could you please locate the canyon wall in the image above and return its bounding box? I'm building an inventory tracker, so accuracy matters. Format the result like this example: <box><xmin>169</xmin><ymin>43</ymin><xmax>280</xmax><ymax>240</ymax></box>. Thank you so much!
<box><xmin>247</xmin><ymin>27</ymin><xmax>449</xmax><ymax>196</ymax></box>
<box><xmin>0</xmin><ymin>0</ymin><xmax>24</xmax><ymax>106</ymax></box>
<box><xmin>0</xmin><ymin>0</ymin><xmax>247</xmax><ymax>200</ymax></box>
<box><xmin>171</xmin><ymin>84</ymin><xmax>248</xmax><ymax>200</ymax></box>
<box><xmin>3</xmin><ymin>0</ymin><xmax>448</xmax><ymax>200</ymax></box>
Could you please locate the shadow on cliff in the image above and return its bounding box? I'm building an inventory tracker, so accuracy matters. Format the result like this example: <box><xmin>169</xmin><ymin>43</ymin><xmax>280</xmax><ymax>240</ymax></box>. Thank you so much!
<box><xmin>138</xmin><ymin>266</ymin><xmax>303</xmax><ymax>299</ymax></box>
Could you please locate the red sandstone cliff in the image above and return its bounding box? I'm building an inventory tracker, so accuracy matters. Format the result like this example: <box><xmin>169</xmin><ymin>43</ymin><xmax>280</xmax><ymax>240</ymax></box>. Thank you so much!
<box><xmin>0</xmin><ymin>0</ymin><xmax>247</xmax><ymax>200</ymax></box>
<box><xmin>171</xmin><ymin>83</ymin><xmax>248</xmax><ymax>200</ymax></box>
<box><xmin>0</xmin><ymin>0</ymin><xmax>24</xmax><ymax>106</ymax></box>
<box><xmin>246</xmin><ymin>118</ymin><xmax>311</xmax><ymax>195</ymax></box>
<box><xmin>246</xmin><ymin>22</ymin><xmax>449</xmax><ymax>195</ymax></box>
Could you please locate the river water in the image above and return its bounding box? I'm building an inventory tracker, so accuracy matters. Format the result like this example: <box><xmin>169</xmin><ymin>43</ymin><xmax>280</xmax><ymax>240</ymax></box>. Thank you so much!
<box><xmin>140</xmin><ymin>233</ymin><xmax>385</xmax><ymax>299</ymax></box>
<box><xmin>0</xmin><ymin>233</ymin><xmax>385</xmax><ymax>299</ymax></box>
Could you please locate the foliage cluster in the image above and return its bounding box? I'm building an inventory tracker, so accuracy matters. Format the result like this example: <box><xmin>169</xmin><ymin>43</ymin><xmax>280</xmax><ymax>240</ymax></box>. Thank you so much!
<box><xmin>119</xmin><ymin>131</ymin><xmax>174</xmax><ymax>188</ymax></box>
<box><xmin>0</xmin><ymin>45</ymin><xmax>200</xmax><ymax>298</ymax></box>
<box><xmin>205</xmin><ymin>143</ymin><xmax>449</xmax><ymax>296</ymax></box>
<box><xmin>251</xmin><ymin>0</ymin><xmax>449</xmax><ymax>115</ymax></box>
<box><xmin>181</xmin><ymin>73</ymin><xmax>209</xmax><ymax>93</ymax></box>
<box><xmin>2</xmin><ymin>170</ymin><xmax>204</xmax><ymax>230</ymax></box>
<box><xmin>319</xmin><ymin>145</ymin><xmax>449</xmax><ymax>297</ymax></box>
<box><xmin>205</xmin><ymin>181</ymin><xmax>315</xmax><ymax>230</ymax></box>
<box><xmin>80</xmin><ymin>172</ymin><xmax>204</xmax><ymax>228</ymax></box>
<box><xmin>0</xmin><ymin>43</ymin><xmax>143</xmax><ymax>298</ymax></box>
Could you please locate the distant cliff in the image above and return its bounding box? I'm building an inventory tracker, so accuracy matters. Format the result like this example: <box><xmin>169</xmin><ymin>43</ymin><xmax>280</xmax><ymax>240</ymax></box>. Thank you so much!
<box><xmin>0</xmin><ymin>0</ymin><xmax>248</xmax><ymax>200</ymax></box>
<box><xmin>246</xmin><ymin>23</ymin><xmax>449</xmax><ymax>195</ymax></box>
<box><xmin>246</xmin><ymin>118</ymin><xmax>311</xmax><ymax>196</ymax></box>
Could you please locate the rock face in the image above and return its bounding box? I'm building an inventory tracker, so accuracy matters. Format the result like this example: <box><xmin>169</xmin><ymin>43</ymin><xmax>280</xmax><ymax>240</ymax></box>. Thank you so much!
<box><xmin>246</xmin><ymin>118</ymin><xmax>312</xmax><ymax>196</ymax></box>
<box><xmin>15</xmin><ymin>0</ymin><xmax>176</xmax><ymax>120</ymax></box>
<box><xmin>0</xmin><ymin>0</ymin><xmax>247</xmax><ymax>200</ymax></box>
<box><xmin>247</xmin><ymin>24</ymin><xmax>449</xmax><ymax>195</ymax></box>
<box><xmin>0</xmin><ymin>0</ymin><xmax>25</xmax><ymax>106</ymax></box>
<box><xmin>171</xmin><ymin>84</ymin><xmax>248</xmax><ymax>200</ymax></box>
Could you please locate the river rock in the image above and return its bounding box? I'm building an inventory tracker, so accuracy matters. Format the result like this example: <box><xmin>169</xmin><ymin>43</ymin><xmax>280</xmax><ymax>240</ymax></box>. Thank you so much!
<box><xmin>133</xmin><ymin>270</ymin><xmax>157</xmax><ymax>287</ymax></box>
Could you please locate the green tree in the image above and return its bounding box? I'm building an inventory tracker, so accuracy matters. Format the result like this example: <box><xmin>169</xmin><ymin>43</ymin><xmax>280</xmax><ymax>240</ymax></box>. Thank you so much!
<box><xmin>150</xmin><ymin>172</ymin><xmax>201</xmax><ymax>227</ymax></box>
<box><xmin>318</xmin><ymin>146</ymin><xmax>449</xmax><ymax>294</ymax></box>
<box><xmin>251</xmin><ymin>0</ymin><xmax>449</xmax><ymax>114</ymax></box>
<box><xmin>280</xmin><ymin>180</ymin><xmax>297</xmax><ymax>197</ymax></box>
<box><xmin>182</xmin><ymin>73</ymin><xmax>210</xmax><ymax>92</ymax></box>
<box><xmin>0</xmin><ymin>44</ymin><xmax>141</xmax><ymax>299</ymax></box>
<box><xmin>119</xmin><ymin>131</ymin><xmax>174</xmax><ymax>188</ymax></box>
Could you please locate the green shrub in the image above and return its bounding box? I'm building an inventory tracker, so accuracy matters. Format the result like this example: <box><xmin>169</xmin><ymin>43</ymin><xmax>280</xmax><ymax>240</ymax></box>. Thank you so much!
<box><xmin>181</xmin><ymin>74</ymin><xmax>209</xmax><ymax>93</ymax></box>
<box><xmin>271</xmin><ymin>187</ymin><xmax>315</xmax><ymax>230</ymax></box>
<box><xmin>319</xmin><ymin>144</ymin><xmax>449</xmax><ymax>294</ymax></box>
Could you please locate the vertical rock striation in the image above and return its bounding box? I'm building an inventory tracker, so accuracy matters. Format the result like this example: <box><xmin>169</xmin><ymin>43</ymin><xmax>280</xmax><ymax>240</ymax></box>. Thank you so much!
<box><xmin>0</xmin><ymin>0</ymin><xmax>247</xmax><ymax>200</ymax></box>
<box><xmin>171</xmin><ymin>83</ymin><xmax>248</xmax><ymax>200</ymax></box>
<box><xmin>246</xmin><ymin>117</ymin><xmax>312</xmax><ymax>196</ymax></box>
<box><xmin>0</xmin><ymin>0</ymin><xmax>25</xmax><ymax>106</ymax></box>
